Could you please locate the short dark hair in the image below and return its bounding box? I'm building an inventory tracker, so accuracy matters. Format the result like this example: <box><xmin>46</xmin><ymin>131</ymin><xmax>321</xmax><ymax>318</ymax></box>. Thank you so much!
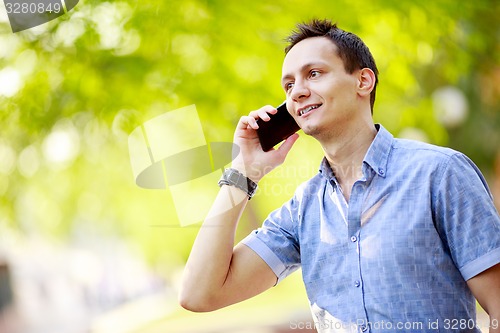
<box><xmin>285</xmin><ymin>19</ymin><xmax>379</xmax><ymax>112</ymax></box>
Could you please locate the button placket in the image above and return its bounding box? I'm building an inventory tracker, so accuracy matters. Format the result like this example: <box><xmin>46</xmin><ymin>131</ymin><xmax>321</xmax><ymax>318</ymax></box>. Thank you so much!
<box><xmin>346</xmin><ymin>177</ymin><xmax>367</xmax><ymax>329</ymax></box>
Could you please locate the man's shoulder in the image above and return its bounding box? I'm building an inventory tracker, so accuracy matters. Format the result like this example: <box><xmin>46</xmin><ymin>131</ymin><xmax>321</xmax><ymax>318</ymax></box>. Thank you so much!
<box><xmin>391</xmin><ymin>137</ymin><xmax>460</xmax><ymax>161</ymax></box>
<box><xmin>388</xmin><ymin>138</ymin><xmax>482</xmax><ymax>183</ymax></box>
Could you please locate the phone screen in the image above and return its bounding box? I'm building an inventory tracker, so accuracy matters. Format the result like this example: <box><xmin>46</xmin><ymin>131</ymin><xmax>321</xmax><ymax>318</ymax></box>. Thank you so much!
<box><xmin>256</xmin><ymin>102</ymin><xmax>300</xmax><ymax>152</ymax></box>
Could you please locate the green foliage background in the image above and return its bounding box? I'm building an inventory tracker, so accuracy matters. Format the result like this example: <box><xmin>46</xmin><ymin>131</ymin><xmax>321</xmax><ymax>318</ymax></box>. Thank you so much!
<box><xmin>0</xmin><ymin>0</ymin><xmax>499</xmax><ymax>316</ymax></box>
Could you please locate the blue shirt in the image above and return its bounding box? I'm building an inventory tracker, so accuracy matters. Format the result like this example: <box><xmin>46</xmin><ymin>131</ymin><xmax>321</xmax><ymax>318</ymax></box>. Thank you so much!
<box><xmin>242</xmin><ymin>125</ymin><xmax>500</xmax><ymax>333</ymax></box>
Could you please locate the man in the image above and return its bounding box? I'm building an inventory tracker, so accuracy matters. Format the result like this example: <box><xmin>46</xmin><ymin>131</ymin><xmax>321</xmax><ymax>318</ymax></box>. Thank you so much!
<box><xmin>179</xmin><ymin>19</ymin><xmax>500</xmax><ymax>332</ymax></box>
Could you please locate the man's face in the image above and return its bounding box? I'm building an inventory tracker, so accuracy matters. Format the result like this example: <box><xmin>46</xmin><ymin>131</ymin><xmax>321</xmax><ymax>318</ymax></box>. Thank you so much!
<box><xmin>281</xmin><ymin>37</ymin><xmax>361</xmax><ymax>138</ymax></box>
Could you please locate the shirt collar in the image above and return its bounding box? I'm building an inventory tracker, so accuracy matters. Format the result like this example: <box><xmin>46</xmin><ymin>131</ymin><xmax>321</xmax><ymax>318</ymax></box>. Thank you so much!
<box><xmin>363</xmin><ymin>124</ymin><xmax>392</xmax><ymax>178</ymax></box>
<box><xmin>318</xmin><ymin>124</ymin><xmax>393</xmax><ymax>179</ymax></box>
<box><xmin>318</xmin><ymin>157</ymin><xmax>335</xmax><ymax>179</ymax></box>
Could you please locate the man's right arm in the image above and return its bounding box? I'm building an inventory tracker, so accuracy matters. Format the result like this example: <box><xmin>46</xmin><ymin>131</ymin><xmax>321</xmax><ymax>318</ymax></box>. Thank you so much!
<box><xmin>179</xmin><ymin>105</ymin><xmax>299</xmax><ymax>312</ymax></box>
<box><xmin>178</xmin><ymin>183</ymin><xmax>277</xmax><ymax>312</ymax></box>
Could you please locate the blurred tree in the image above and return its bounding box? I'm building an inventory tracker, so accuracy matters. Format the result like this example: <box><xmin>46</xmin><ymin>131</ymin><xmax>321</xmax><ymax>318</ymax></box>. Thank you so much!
<box><xmin>0</xmin><ymin>0</ymin><xmax>498</xmax><ymax>270</ymax></box>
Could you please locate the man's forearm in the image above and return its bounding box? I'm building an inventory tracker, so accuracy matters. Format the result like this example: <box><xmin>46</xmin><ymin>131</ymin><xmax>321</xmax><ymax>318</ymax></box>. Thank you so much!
<box><xmin>179</xmin><ymin>184</ymin><xmax>249</xmax><ymax>311</ymax></box>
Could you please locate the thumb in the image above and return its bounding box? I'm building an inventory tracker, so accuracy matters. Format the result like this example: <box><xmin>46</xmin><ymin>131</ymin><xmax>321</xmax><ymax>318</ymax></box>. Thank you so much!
<box><xmin>276</xmin><ymin>133</ymin><xmax>299</xmax><ymax>157</ymax></box>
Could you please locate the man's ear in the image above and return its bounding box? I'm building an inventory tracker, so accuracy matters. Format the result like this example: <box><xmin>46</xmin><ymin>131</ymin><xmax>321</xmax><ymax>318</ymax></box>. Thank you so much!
<box><xmin>357</xmin><ymin>68</ymin><xmax>376</xmax><ymax>97</ymax></box>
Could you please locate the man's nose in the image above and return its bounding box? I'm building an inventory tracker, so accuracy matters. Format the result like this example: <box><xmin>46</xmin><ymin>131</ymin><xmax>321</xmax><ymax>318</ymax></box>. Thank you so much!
<box><xmin>290</xmin><ymin>79</ymin><xmax>310</xmax><ymax>101</ymax></box>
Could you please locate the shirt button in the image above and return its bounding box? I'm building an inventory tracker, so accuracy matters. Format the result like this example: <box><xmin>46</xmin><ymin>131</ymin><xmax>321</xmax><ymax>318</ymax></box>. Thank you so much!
<box><xmin>354</xmin><ymin>280</ymin><xmax>361</xmax><ymax>287</ymax></box>
<box><xmin>360</xmin><ymin>324</ymin><xmax>368</xmax><ymax>332</ymax></box>
<box><xmin>350</xmin><ymin>235</ymin><xmax>357</xmax><ymax>242</ymax></box>
<box><xmin>378</xmin><ymin>168</ymin><xmax>385</xmax><ymax>176</ymax></box>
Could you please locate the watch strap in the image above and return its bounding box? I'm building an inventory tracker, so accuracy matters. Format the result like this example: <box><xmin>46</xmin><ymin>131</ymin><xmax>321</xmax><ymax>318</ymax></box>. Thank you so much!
<box><xmin>218</xmin><ymin>168</ymin><xmax>258</xmax><ymax>199</ymax></box>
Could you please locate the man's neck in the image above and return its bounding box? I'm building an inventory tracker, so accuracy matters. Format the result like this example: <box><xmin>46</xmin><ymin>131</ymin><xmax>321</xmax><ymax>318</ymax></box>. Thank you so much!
<box><xmin>320</xmin><ymin>118</ymin><xmax>377</xmax><ymax>200</ymax></box>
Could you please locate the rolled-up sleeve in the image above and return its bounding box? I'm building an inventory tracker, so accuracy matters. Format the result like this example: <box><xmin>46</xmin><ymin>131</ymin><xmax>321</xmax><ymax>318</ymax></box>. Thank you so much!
<box><xmin>241</xmin><ymin>197</ymin><xmax>301</xmax><ymax>284</ymax></box>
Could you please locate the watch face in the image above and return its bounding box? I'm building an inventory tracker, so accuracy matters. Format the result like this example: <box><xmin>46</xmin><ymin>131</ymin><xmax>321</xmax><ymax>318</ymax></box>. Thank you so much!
<box><xmin>227</xmin><ymin>170</ymin><xmax>241</xmax><ymax>184</ymax></box>
<box><xmin>219</xmin><ymin>169</ymin><xmax>257</xmax><ymax>198</ymax></box>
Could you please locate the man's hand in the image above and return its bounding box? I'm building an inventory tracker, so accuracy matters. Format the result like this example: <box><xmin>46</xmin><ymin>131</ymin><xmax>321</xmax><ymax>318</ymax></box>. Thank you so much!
<box><xmin>231</xmin><ymin>105</ymin><xmax>299</xmax><ymax>183</ymax></box>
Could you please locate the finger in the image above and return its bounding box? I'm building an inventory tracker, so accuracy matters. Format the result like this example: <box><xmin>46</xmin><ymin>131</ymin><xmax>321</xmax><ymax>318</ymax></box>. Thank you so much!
<box><xmin>248</xmin><ymin>110</ymin><xmax>260</xmax><ymax>119</ymax></box>
<box><xmin>257</xmin><ymin>108</ymin><xmax>275</xmax><ymax>121</ymax></box>
<box><xmin>267</xmin><ymin>107</ymin><xmax>278</xmax><ymax>115</ymax></box>
<box><xmin>276</xmin><ymin>133</ymin><xmax>299</xmax><ymax>156</ymax></box>
<box><xmin>254</xmin><ymin>107</ymin><xmax>279</xmax><ymax>123</ymax></box>
<box><xmin>237</xmin><ymin>115</ymin><xmax>259</xmax><ymax>130</ymax></box>
<box><xmin>250</xmin><ymin>105</ymin><xmax>276</xmax><ymax>121</ymax></box>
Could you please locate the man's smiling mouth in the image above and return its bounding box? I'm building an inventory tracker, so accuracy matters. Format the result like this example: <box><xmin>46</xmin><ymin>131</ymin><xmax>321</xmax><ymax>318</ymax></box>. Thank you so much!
<box><xmin>298</xmin><ymin>104</ymin><xmax>321</xmax><ymax>116</ymax></box>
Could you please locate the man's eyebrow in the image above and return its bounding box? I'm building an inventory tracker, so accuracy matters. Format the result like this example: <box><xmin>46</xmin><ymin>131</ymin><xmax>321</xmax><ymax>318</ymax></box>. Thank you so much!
<box><xmin>281</xmin><ymin>62</ymin><xmax>327</xmax><ymax>84</ymax></box>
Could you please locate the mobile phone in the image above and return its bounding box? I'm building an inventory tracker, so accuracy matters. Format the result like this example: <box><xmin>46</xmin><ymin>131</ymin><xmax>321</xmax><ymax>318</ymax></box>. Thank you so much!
<box><xmin>256</xmin><ymin>102</ymin><xmax>300</xmax><ymax>152</ymax></box>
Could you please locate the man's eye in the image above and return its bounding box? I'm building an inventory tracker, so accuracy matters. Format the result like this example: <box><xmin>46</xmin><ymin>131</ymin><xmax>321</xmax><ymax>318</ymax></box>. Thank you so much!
<box><xmin>285</xmin><ymin>82</ymin><xmax>294</xmax><ymax>91</ymax></box>
<box><xmin>310</xmin><ymin>70</ymin><xmax>320</xmax><ymax>78</ymax></box>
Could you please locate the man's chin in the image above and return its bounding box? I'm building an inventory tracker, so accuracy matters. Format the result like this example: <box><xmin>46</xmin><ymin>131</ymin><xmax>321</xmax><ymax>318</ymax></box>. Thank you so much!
<box><xmin>301</xmin><ymin>124</ymin><xmax>321</xmax><ymax>137</ymax></box>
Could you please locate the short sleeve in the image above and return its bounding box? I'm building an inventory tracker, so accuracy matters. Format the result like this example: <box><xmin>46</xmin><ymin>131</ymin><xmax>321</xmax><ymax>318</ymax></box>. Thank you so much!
<box><xmin>241</xmin><ymin>196</ymin><xmax>301</xmax><ymax>284</ymax></box>
<box><xmin>433</xmin><ymin>152</ymin><xmax>500</xmax><ymax>281</ymax></box>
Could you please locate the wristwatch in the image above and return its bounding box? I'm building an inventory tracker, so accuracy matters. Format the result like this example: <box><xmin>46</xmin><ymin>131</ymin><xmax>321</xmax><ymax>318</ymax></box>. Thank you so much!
<box><xmin>218</xmin><ymin>168</ymin><xmax>258</xmax><ymax>199</ymax></box>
